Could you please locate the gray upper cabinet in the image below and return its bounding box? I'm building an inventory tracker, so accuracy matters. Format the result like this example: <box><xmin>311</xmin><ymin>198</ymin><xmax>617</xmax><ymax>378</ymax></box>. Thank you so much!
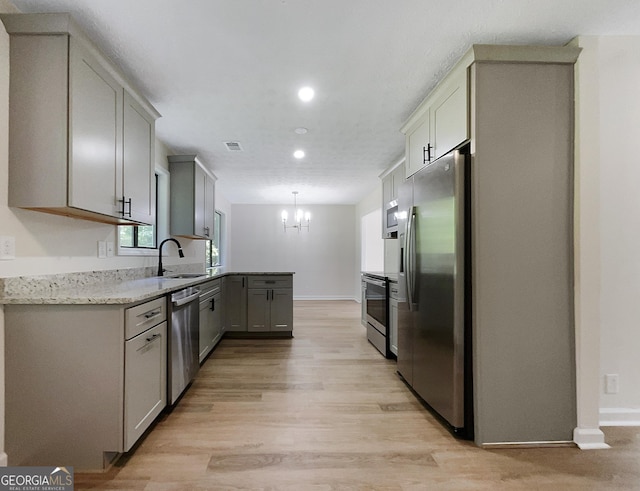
<box><xmin>123</xmin><ymin>92</ymin><xmax>156</xmax><ymax>225</ymax></box>
<box><xmin>0</xmin><ymin>13</ymin><xmax>160</xmax><ymax>225</ymax></box>
<box><xmin>168</xmin><ymin>155</ymin><xmax>217</xmax><ymax>239</ymax></box>
<box><xmin>68</xmin><ymin>38</ymin><xmax>123</xmax><ymax>218</ymax></box>
<box><xmin>380</xmin><ymin>161</ymin><xmax>405</xmax><ymax>239</ymax></box>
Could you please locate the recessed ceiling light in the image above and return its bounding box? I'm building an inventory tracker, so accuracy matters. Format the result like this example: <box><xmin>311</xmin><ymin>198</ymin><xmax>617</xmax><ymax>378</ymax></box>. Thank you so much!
<box><xmin>298</xmin><ymin>86</ymin><xmax>315</xmax><ymax>102</ymax></box>
<box><xmin>294</xmin><ymin>127</ymin><xmax>308</xmax><ymax>135</ymax></box>
<box><xmin>293</xmin><ymin>150</ymin><xmax>305</xmax><ymax>159</ymax></box>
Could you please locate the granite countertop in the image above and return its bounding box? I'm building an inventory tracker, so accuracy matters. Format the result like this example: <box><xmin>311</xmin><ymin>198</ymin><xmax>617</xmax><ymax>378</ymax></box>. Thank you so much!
<box><xmin>0</xmin><ymin>269</ymin><xmax>294</xmax><ymax>305</ymax></box>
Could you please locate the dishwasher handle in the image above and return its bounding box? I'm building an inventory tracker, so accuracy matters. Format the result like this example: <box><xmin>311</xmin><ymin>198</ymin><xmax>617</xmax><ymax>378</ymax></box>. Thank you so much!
<box><xmin>172</xmin><ymin>289</ymin><xmax>201</xmax><ymax>307</ymax></box>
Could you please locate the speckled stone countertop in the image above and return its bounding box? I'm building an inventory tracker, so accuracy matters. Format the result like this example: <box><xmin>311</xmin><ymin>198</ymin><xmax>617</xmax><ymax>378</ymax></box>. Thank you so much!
<box><xmin>0</xmin><ymin>268</ymin><xmax>294</xmax><ymax>305</ymax></box>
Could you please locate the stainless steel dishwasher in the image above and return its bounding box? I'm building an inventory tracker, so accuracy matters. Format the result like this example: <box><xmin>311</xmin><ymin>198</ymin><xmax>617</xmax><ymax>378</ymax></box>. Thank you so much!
<box><xmin>168</xmin><ymin>286</ymin><xmax>201</xmax><ymax>405</ymax></box>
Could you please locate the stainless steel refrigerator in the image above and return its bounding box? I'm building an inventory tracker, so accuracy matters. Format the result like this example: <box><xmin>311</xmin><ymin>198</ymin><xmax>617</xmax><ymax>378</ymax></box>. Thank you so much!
<box><xmin>397</xmin><ymin>146</ymin><xmax>473</xmax><ymax>438</ymax></box>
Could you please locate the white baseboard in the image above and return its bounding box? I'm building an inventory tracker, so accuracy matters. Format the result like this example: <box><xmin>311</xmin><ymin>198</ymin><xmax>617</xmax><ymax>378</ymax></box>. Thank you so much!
<box><xmin>573</xmin><ymin>427</ymin><xmax>610</xmax><ymax>449</ymax></box>
<box><xmin>600</xmin><ymin>408</ymin><xmax>640</xmax><ymax>426</ymax></box>
<box><xmin>293</xmin><ymin>296</ymin><xmax>358</xmax><ymax>301</ymax></box>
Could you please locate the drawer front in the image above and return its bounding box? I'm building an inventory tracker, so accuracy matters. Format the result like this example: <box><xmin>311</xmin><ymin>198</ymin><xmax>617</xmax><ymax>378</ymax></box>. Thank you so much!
<box><xmin>247</xmin><ymin>275</ymin><xmax>292</xmax><ymax>289</ymax></box>
<box><xmin>125</xmin><ymin>296</ymin><xmax>167</xmax><ymax>340</ymax></box>
<box><xmin>200</xmin><ymin>279</ymin><xmax>222</xmax><ymax>296</ymax></box>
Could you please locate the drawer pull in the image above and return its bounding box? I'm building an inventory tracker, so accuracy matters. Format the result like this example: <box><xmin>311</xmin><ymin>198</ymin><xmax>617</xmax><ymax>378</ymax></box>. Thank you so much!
<box><xmin>145</xmin><ymin>333</ymin><xmax>161</xmax><ymax>343</ymax></box>
<box><xmin>143</xmin><ymin>310</ymin><xmax>162</xmax><ymax>319</ymax></box>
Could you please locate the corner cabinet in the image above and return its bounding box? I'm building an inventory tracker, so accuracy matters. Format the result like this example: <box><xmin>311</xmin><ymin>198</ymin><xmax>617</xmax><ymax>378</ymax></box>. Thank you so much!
<box><xmin>5</xmin><ymin>297</ymin><xmax>168</xmax><ymax>470</ymax></box>
<box><xmin>1</xmin><ymin>13</ymin><xmax>159</xmax><ymax>225</ymax></box>
<box><xmin>246</xmin><ymin>275</ymin><xmax>293</xmax><ymax>335</ymax></box>
<box><xmin>168</xmin><ymin>155</ymin><xmax>217</xmax><ymax>239</ymax></box>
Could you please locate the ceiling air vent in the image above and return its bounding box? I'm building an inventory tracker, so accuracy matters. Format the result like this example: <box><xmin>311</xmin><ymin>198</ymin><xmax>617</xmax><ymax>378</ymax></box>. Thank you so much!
<box><xmin>224</xmin><ymin>141</ymin><xmax>243</xmax><ymax>152</ymax></box>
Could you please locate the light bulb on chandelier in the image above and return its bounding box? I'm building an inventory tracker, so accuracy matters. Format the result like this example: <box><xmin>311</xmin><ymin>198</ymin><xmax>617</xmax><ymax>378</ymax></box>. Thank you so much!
<box><xmin>281</xmin><ymin>191</ymin><xmax>310</xmax><ymax>232</ymax></box>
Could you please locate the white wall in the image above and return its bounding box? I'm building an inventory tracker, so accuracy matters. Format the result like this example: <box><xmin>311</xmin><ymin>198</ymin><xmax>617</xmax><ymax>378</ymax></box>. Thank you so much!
<box><xmin>355</xmin><ymin>185</ymin><xmax>383</xmax><ymax>299</ymax></box>
<box><xmin>229</xmin><ymin>204</ymin><xmax>356</xmax><ymax>299</ymax></box>
<box><xmin>573</xmin><ymin>36</ymin><xmax>640</xmax><ymax>439</ymax></box>
<box><xmin>360</xmin><ymin>209</ymin><xmax>384</xmax><ymax>271</ymax></box>
<box><xmin>594</xmin><ymin>37</ymin><xmax>640</xmax><ymax>421</ymax></box>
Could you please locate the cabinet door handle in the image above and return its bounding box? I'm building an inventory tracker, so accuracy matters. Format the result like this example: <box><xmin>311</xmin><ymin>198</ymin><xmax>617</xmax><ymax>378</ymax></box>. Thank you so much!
<box><xmin>138</xmin><ymin>333</ymin><xmax>161</xmax><ymax>351</ymax></box>
<box><xmin>210</xmin><ymin>298</ymin><xmax>215</xmax><ymax>311</ymax></box>
<box><xmin>204</xmin><ymin>226</ymin><xmax>210</xmax><ymax>237</ymax></box>
<box><xmin>423</xmin><ymin>144</ymin><xmax>433</xmax><ymax>164</ymax></box>
<box><xmin>119</xmin><ymin>196</ymin><xmax>132</xmax><ymax>217</ymax></box>
<box><xmin>145</xmin><ymin>333</ymin><xmax>161</xmax><ymax>343</ymax></box>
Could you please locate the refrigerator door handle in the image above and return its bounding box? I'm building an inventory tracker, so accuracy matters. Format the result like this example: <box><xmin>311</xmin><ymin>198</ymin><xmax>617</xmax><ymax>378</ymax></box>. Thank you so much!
<box><xmin>405</xmin><ymin>206</ymin><xmax>417</xmax><ymax>311</ymax></box>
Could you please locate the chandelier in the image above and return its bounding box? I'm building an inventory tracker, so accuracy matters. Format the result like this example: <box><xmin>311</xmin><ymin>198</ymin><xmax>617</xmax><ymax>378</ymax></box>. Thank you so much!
<box><xmin>281</xmin><ymin>191</ymin><xmax>310</xmax><ymax>232</ymax></box>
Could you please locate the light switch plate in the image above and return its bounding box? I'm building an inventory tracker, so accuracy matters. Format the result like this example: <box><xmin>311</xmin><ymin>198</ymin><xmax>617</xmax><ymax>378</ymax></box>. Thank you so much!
<box><xmin>0</xmin><ymin>235</ymin><xmax>16</xmax><ymax>260</ymax></box>
<box><xmin>106</xmin><ymin>241</ymin><xmax>114</xmax><ymax>257</ymax></box>
<box><xmin>98</xmin><ymin>241</ymin><xmax>107</xmax><ymax>259</ymax></box>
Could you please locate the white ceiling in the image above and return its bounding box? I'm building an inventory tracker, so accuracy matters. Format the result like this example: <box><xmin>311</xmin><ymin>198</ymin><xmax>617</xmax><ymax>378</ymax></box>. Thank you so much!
<box><xmin>10</xmin><ymin>0</ymin><xmax>640</xmax><ymax>205</ymax></box>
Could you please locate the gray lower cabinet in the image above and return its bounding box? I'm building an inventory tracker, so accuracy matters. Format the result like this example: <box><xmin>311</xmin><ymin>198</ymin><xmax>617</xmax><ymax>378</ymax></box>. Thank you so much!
<box><xmin>199</xmin><ymin>279</ymin><xmax>223</xmax><ymax>362</ymax></box>
<box><xmin>224</xmin><ymin>275</ymin><xmax>247</xmax><ymax>332</ymax></box>
<box><xmin>247</xmin><ymin>275</ymin><xmax>293</xmax><ymax>334</ymax></box>
<box><xmin>5</xmin><ymin>296</ymin><xmax>168</xmax><ymax>470</ymax></box>
<box><xmin>124</xmin><ymin>297</ymin><xmax>167</xmax><ymax>450</ymax></box>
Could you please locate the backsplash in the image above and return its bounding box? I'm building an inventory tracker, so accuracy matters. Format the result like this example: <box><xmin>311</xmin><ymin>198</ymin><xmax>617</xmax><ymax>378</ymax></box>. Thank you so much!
<box><xmin>0</xmin><ymin>264</ymin><xmax>203</xmax><ymax>297</ymax></box>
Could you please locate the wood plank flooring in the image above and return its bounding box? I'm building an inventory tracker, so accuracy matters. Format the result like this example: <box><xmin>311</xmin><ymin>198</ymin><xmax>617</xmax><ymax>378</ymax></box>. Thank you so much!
<box><xmin>76</xmin><ymin>300</ymin><xmax>640</xmax><ymax>490</ymax></box>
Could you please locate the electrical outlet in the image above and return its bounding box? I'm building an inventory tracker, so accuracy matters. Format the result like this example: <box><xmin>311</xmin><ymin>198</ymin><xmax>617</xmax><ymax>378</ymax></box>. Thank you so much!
<box><xmin>0</xmin><ymin>235</ymin><xmax>16</xmax><ymax>260</ymax></box>
<box><xmin>605</xmin><ymin>374</ymin><xmax>619</xmax><ymax>394</ymax></box>
<box><xmin>106</xmin><ymin>241</ymin><xmax>114</xmax><ymax>257</ymax></box>
<box><xmin>98</xmin><ymin>241</ymin><xmax>107</xmax><ymax>259</ymax></box>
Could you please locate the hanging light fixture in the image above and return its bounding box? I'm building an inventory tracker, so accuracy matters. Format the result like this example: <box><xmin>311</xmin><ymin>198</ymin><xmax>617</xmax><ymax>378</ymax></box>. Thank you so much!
<box><xmin>281</xmin><ymin>191</ymin><xmax>310</xmax><ymax>232</ymax></box>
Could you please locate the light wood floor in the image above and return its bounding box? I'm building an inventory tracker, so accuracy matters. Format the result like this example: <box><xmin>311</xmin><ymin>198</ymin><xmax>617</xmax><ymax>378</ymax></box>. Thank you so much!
<box><xmin>77</xmin><ymin>300</ymin><xmax>640</xmax><ymax>490</ymax></box>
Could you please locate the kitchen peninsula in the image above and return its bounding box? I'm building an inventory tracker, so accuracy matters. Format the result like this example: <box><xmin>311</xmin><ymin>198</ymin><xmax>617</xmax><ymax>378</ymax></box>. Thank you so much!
<box><xmin>0</xmin><ymin>268</ymin><xmax>294</xmax><ymax>470</ymax></box>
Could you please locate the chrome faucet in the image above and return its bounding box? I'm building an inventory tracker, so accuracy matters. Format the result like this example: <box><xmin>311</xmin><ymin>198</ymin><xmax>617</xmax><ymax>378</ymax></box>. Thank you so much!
<box><xmin>157</xmin><ymin>238</ymin><xmax>185</xmax><ymax>276</ymax></box>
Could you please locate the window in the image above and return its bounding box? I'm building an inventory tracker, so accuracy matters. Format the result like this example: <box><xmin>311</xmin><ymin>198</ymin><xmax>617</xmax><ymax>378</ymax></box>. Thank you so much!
<box><xmin>206</xmin><ymin>210</ymin><xmax>223</xmax><ymax>267</ymax></box>
<box><xmin>118</xmin><ymin>174</ymin><xmax>158</xmax><ymax>252</ymax></box>
<box><xmin>119</xmin><ymin>223</ymin><xmax>156</xmax><ymax>248</ymax></box>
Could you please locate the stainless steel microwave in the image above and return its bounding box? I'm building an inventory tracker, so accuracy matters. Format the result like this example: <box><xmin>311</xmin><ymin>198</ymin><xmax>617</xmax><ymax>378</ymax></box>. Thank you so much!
<box><xmin>384</xmin><ymin>200</ymin><xmax>398</xmax><ymax>238</ymax></box>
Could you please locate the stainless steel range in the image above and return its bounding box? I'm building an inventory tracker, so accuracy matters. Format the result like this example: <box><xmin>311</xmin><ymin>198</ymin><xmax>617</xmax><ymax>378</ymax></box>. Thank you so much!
<box><xmin>362</xmin><ymin>272</ymin><xmax>391</xmax><ymax>358</ymax></box>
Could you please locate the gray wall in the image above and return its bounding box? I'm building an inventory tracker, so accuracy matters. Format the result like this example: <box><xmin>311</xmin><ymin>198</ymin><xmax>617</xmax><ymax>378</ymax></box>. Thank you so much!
<box><xmin>229</xmin><ymin>203</ymin><xmax>357</xmax><ymax>300</ymax></box>
<box><xmin>471</xmin><ymin>61</ymin><xmax>576</xmax><ymax>444</ymax></box>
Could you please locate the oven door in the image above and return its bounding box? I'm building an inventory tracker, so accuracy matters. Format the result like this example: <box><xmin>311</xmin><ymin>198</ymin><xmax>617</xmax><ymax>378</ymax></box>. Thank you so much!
<box><xmin>364</xmin><ymin>277</ymin><xmax>387</xmax><ymax>333</ymax></box>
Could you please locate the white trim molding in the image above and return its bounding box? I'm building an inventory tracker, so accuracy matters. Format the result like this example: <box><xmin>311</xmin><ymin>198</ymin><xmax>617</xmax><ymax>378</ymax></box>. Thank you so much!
<box><xmin>573</xmin><ymin>427</ymin><xmax>610</xmax><ymax>450</ymax></box>
<box><xmin>600</xmin><ymin>408</ymin><xmax>640</xmax><ymax>427</ymax></box>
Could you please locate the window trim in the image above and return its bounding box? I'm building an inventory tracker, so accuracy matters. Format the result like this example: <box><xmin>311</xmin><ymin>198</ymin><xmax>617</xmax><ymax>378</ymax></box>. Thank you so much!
<box><xmin>117</xmin><ymin>168</ymin><xmax>168</xmax><ymax>256</ymax></box>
